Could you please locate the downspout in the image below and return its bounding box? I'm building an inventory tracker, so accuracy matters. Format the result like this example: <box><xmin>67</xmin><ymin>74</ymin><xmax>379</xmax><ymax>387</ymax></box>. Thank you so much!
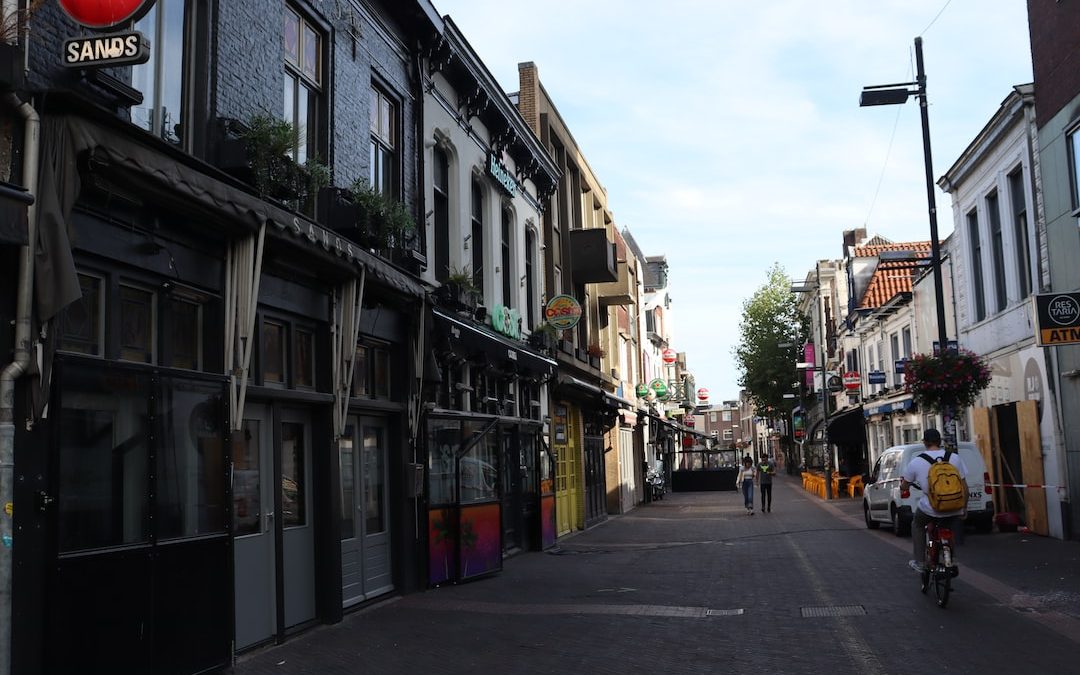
<box><xmin>0</xmin><ymin>92</ymin><xmax>40</xmax><ymax>675</ymax></box>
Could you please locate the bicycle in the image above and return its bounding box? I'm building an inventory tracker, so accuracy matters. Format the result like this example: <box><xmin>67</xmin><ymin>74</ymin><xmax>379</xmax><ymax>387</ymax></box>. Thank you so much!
<box><xmin>920</xmin><ymin>519</ymin><xmax>959</xmax><ymax>608</ymax></box>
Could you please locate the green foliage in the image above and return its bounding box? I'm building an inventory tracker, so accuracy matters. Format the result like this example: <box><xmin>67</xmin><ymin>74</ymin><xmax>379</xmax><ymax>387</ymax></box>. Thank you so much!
<box><xmin>350</xmin><ymin>179</ymin><xmax>417</xmax><ymax>249</ymax></box>
<box><xmin>241</xmin><ymin>114</ymin><xmax>330</xmax><ymax>210</ymax></box>
<box><xmin>732</xmin><ymin>263</ymin><xmax>809</xmax><ymax>416</ymax></box>
<box><xmin>445</xmin><ymin>265</ymin><xmax>480</xmax><ymax>296</ymax></box>
<box><xmin>904</xmin><ymin>349</ymin><xmax>992</xmax><ymax>412</ymax></box>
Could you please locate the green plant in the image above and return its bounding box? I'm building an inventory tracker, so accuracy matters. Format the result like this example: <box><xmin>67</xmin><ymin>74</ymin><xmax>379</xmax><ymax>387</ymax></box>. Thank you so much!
<box><xmin>904</xmin><ymin>348</ymin><xmax>992</xmax><ymax>412</ymax></box>
<box><xmin>242</xmin><ymin>114</ymin><xmax>294</xmax><ymax>197</ymax></box>
<box><xmin>350</xmin><ymin>179</ymin><xmax>416</xmax><ymax>248</ymax></box>
<box><xmin>587</xmin><ymin>343</ymin><xmax>606</xmax><ymax>358</ymax></box>
<box><xmin>303</xmin><ymin>157</ymin><xmax>332</xmax><ymax>196</ymax></box>
<box><xmin>445</xmin><ymin>265</ymin><xmax>479</xmax><ymax>295</ymax></box>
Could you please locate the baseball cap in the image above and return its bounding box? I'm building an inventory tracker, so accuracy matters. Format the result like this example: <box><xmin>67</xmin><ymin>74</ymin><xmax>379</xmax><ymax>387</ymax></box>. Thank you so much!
<box><xmin>922</xmin><ymin>428</ymin><xmax>942</xmax><ymax>444</ymax></box>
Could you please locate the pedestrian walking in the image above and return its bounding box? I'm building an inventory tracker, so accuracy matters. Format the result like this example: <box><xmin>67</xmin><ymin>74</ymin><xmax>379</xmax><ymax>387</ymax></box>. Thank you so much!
<box><xmin>736</xmin><ymin>456</ymin><xmax>756</xmax><ymax>515</ymax></box>
<box><xmin>758</xmin><ymin>454</ymin><xmax>776</xmax><ymax>512</ymax></box>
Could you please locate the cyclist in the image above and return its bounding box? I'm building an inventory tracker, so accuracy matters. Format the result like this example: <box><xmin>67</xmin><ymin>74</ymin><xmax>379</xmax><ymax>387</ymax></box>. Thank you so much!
<box><xmin>899</xmin><ymin>428</ymin><xmax>969</xmax><ymax>573</ymax></box>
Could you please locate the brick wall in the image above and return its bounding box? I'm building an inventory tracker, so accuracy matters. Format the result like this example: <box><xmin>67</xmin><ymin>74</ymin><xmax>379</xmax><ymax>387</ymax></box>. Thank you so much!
<box><xmin>516</xmin><ymin>61</ymin><xmax>539</xmax><ymax>135</ymax></box>
<box><xmin>1027</xmin><ymin>0</ymin><xmax>1080</xmax><ymax>127</ymax></box>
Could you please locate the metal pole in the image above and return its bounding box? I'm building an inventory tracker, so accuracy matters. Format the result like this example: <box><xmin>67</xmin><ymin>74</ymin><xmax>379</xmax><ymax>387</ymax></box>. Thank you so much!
<box><xmin>914</xmin><ymin>37</ymin><xmax>955</xmax><ymax>446</ymax></box>
<box><xmin>817</xmin><ymin>262</ymin><xmax>833</xmax><ymax>499</ymax></box>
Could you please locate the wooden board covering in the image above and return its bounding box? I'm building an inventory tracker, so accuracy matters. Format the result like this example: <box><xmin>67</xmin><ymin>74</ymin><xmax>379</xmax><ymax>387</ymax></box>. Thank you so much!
<box><xmin>971</xmin><ymin>407</ymin><xmax>1004</xmax><ymax>514</ymax></box>
<box><xmin>1017</xmin><ymin>400</ymin><xmax>1048</xmax><ymax>536</ymax></box>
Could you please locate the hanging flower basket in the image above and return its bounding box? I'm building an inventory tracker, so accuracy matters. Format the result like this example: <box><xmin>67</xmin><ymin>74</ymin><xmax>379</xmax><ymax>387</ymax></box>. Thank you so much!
<box><xmin>903</xmin><ymin>348</ymin><xmax>991</xmax><ymax>412</ymax></box>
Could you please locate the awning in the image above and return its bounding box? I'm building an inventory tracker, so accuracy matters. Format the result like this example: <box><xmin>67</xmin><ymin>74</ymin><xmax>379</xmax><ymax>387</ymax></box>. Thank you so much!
<box><xmin>36</xmin><ymin>114</ymin><xmax>426</xmax><ymax>322</ymax></box>
<box><xmin>434</xmin><ymin>308</ymin><xmax>557</xmax><ymax>377</ymax></box>
<box><xmin>828</xmin><ymin>405</ymin><xmax>866</xmax><ymax>445</ymax></box>
<box><xmin>556</xmin><ymin>374</ymin><xmax>604</xmax><ymax>397</ymax></box>
<box><xmin>602</xmin><ymin>391</ymin><xmax>635</xmax><ymax>410</ymax></box>
<box><xmin>863</xmin><ymin>396</ymin><xmax>914</xmax><ymax>417</ymax></box>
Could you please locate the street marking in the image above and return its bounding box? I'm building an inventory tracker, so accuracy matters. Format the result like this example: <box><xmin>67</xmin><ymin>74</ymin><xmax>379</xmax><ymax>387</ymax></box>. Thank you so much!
<box><xmin>801</xmin><ymin>605</ymin><xmax>867</xmax><ymax>618</ymax></box>
<box><xmin>402</xmin><ymin>598</ymin><xmax>745</xmax><ymax>619</ymax></box>
<box><xmin>706</xmin><ymin>608</ymin><xmax>745</xmax><ymax>616</ymax></box>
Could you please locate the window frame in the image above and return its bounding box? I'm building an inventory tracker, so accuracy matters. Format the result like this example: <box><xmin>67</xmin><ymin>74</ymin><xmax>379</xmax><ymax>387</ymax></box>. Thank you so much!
<box><xmin>132</xmin><ymin>0</ymin><xmax>193</xmax><ymax>148</ymax></box>
<box><xmin>369</xmin><ymin>85</ymin><xmax>400</xmax><ymax>198</ymax></box>
<box><xmin>471</xmin><ymin>180</ymin><xmax>485</xmax><ymax>297</ymax></box>
<box><xmin>283</xmin><ymin>5</ymin><xmax>327</xmax><ymax>165</ymax></box>
<box><xmin>433</xmin><ymin>146</ymin><xmax>450</xmax><ymax>281</ymax></box>
<box><xmin>986</xmin><ymin>190</ymin><xmax>1007</xmax><ymax>313</ymax></box>
<box><xmin>967</xmin><ymin>208</ymin><xmax>987</xmax><ymax>322</ymax></box>
<box><xmin>1008</xmin><ymin>166</ymin><xmax>1032</xmax><ymax>299</ymax></box>
<box><xmin>1068</xmin><ymin>124</ymin><xmax>1080</xmax><ymax>214</ymax></box>
<box><xmin>58</xmin><ymin>271</ymin><xmax>107</xmax><ymax>359</ymax></box>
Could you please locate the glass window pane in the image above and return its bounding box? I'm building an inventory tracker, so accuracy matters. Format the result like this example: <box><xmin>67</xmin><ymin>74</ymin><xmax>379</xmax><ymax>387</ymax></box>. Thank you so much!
<box><xmin>159</xmin><ymin>0</ymin><xmax>186</xmax><ymax>144</ymax></box>
<box><xmin>157</xmin><ymin>378</ymin><xmax>226</xmax><ymax>539</ymax></box>
<box><xmin>295</xmin><ymin>329</ymin><xmax>314</xmax><ymax>387</ymax></box>
<box><xmin>363</xmin><ymin>426</ymin><xmax>385</xmax><ymax>534</ymax></box>
<box><xmin>352</xmin><ymin>346</ymin><xmax>368</xmax><ymax>397</ymax></box>
<box><xmin>340</xmin><ymin>426</ymin><xmax>355</xmax><ymax>540</ymax></box>
<box><xmin>60</xmin><ymin>274</ymin><xmax>103</xmax><ymax>356</ymax></box>
<box><xmin>283</xmin><ymin>9</ymin><xmax>300</xmax><ymax>65</ymax></box>
<box><xmin>380</xmin><ymin>97</ymin><xmax>393</xmax><ymax>147</ymax></box>
<box><xmin>370</xmin><ymin>89</ymin><xmax>380</xmax><ymax>135</ymax></box>
<box><xmin>284</xmin><ymin>76</ymin><xmax>295</xmax><ymax>131</ymax></box>
<box><xmin>281</xmin><ymin>422</ymin><xmax>306</xmax><ymax>527</ymax></box>
<box><xmin>297</xmin><ymin>85</ymin><xmax>311</xmax><ymax>164</ymax></box>
<box><xmin>373</xmin><ymin>348</ymin><xmax>390</xmax><ymax>399</ymax></box>
<box><xmin>58</xmin><ymin>368</ymin><xmax>150</xmax><ymax>552</ymax></box>
<box><xmin>120</xmin><ymin>285</ymin><xmax>155</xmax><ymax>363</ymax></box>
<box><xmin>262</xmin><ymin>321</ymin><xmax>285</xmax><ymax>384</ymax></box>
<box><xmin>166</xmin><ymin>297</ymin><xmax>200</xmax><ymax>370</ymax></box>
<box><xmin>461</xmin><ymin>421</ymin><xmax>498</xmax><ymax>504</ymax></box>
<box><xmin>233</xmin><ymin>419</ymin><xmax>262</xmax><ymax>537</ymax></box>
<box><xmin>131</xmin><ymin>4</ymin><xmax>159</xmax><ymax>135</ymax></box>
<box><xmin>302</xmin><ymin>23</ymin><xmax>319</xmax><ymax>83</ymax></box>
<box><xmin>428</xmin><ymin>420</ymin><xmax>460</xmax><ymax>505</ymax></box>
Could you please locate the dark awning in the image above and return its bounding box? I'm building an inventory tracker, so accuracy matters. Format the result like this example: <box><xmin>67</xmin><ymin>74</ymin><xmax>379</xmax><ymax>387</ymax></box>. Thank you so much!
<box><xmin>828</xmin><ymin>405</ymin><xmax>866</xmax><ymax>445</ymax></box>
<box><xmin>52</xmin><ymin>116</ymin><xmax>427</xmax><ymax>303</ymax></box>
<box><xmin>434</xmin><ymin>308</ymin><xmax>557</xmax><ymax>377</ymax></box>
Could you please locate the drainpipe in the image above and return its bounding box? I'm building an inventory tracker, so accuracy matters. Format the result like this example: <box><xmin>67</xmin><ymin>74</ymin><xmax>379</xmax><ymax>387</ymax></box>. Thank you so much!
<box><xmin>0</xmin><ymin>91</ymin><xmax>40</xmax><ymax>675</ymax></box>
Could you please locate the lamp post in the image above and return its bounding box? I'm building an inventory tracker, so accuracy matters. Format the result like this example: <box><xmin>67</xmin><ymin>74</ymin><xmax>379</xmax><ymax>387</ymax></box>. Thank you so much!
<box><xmin>860</xmin><ymin>36</ymin><xmax>953</xmax><ymax>445</ymax></box>
<box><xmin>792</xmin><ymin>262</ymin><xmax>833</xmax><ymax>499</ymax></box>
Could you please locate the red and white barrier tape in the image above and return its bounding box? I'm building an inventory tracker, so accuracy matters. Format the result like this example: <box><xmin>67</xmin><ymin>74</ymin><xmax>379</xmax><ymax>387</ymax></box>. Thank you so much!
<box><xmin>985</xmin><ymin>483</ymin><xmax>1063</xmax><ymax>489</ymax></box>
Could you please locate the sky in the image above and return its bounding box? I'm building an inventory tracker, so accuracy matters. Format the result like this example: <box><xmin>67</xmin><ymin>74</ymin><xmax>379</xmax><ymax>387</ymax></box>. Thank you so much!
<box><xmin>434</xmin><ymin>0</ymin><xmax>1035</xmax><ymax>400</ymax></box>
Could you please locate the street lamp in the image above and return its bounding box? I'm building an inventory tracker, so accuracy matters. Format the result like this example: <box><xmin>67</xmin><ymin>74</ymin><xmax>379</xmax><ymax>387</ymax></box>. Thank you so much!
<box><xmin>860</xmin><ymin>37</ymin><xmax>954</xmax><ymax>442</ymax></box>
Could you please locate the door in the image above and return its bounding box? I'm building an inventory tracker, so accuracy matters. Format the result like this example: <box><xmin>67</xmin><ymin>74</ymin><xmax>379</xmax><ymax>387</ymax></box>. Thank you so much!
<box><xmin>340</xmin><ymin>416</ymin><xmax>393</xmax><ymax>607</ymax></box>
<box><xmin>501</xmin><ymin>427</ymin><xmax>522</xmax><ymax>551</ymax></box>
<box><xmin>233</xmin><ymin>405</ymin><xmax>275</xmax><ymax>650</ymax></box>
<box><xmin>553</xmin><ymin>405</ymin><xmax>578</xmax><ymax>535</ymax></box>
<box><xmin>234</xmin><ymin>406</ymin><xmax>316</xmax><ymax>648</ymax></box>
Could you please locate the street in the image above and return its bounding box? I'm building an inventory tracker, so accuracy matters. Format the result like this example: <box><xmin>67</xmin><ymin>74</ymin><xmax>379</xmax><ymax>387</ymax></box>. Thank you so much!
<box><xmin>233</xmin><ymin>475</ymin><xmax>1080</xmax><ymax>675</ymax></box>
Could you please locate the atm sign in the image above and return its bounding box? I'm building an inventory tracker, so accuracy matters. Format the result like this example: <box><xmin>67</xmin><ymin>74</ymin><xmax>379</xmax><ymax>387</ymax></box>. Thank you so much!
<box><xmin>1035</xmin><ymin>293</ymin><xmax>1080</xmax><ymax>346</ymax></box>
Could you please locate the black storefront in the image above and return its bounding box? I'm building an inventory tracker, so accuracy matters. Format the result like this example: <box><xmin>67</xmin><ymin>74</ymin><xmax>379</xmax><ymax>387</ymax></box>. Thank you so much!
<box><xmin>424</xmin><ymin>308</ymin><xmax>556</xmax><ymax>586</ymax></box>
<box><xmin>9</xmin><ymin>111</ymin><xmax>426</xmax><ymax>674</ymax></box>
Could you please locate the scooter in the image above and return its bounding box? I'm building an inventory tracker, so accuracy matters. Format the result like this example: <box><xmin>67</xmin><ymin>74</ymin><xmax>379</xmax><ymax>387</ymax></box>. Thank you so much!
<box><xmin>647</xmin><ymin>469</ymin><xmax>665</xmax><ymax>501</ymax></box>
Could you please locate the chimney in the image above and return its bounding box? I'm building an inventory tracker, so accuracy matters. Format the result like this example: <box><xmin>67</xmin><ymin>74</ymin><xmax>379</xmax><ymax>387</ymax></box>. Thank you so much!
<box><xmin>516</xmin><ymin>62</ymin><xmax>540</xmax><ymax>135</ymax></box>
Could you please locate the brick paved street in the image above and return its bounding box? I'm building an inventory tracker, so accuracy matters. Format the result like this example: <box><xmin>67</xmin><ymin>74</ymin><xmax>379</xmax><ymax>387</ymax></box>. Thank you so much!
<box><xmin>233</xmin><ymin>476</ymin><xmax>1080</xmax><ymax>674</ymax></box>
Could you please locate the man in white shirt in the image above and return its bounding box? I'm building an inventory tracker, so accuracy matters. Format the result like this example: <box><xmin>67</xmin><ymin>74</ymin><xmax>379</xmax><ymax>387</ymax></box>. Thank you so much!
<box><xmin>899</xmin><ymin>428</ymin><xmax>969</xmax><ymax>572</ymax></box>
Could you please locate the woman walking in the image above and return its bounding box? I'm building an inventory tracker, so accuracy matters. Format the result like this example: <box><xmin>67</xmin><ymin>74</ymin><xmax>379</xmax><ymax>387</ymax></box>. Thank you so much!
<box><xmin>736</xmin><ymin>456</ymin><xmax>757</xmax><ymax>515</ymax></box>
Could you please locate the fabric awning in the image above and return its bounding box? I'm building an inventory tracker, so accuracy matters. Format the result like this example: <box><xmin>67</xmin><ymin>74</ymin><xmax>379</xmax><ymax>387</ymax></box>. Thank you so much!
<box><xmin>434</xmin><ymin>308</ymin><xmax>557</xmax><ymax>377</ymax></box>
<box><xmin>828</xmin><ymin>405</ymin><xmax>866</xmax><ymax>445</ymax></box>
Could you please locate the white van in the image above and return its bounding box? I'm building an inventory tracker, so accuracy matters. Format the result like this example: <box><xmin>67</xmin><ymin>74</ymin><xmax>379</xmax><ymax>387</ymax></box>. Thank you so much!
<box><xmin>863</xmin><ymin>442</ymin><xmax>993</xmax><ymax>535</ymax></box>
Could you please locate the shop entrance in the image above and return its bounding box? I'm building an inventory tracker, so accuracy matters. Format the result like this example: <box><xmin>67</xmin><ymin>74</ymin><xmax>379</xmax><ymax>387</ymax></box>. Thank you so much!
<box><xmin>339</xmin><ymin>416</ymin><xmax>393</xmax><ymax>607</ymax></box>
<box><xmin>583</xmin><ymin>416</ymin><xmax>607</xmax><ymax>525</ymax></box>
<box><xmin>233</xmin><ymin>404</ymin><xmax>316</xmax><ymax>650</ymax></box>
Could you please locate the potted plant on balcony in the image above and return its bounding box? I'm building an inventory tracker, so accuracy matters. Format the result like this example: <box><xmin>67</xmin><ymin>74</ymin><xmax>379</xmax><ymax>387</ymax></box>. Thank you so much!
<box><xmin>350</xmin><ymin>179</ymin><xmax>417</xmax><ymax>252</ymax></box>
<box><xmin>586</xmin><ymin>342</ymin><xmax>605</xmax><ymax>368</ymax></box>
<box><xmin>438</xmin><ymin>266</ymin><xmax>480</xmax><ymax>311</ymax></box>
<box><xmin>528</xmin><ymin>323</ymin><xmax>559</xmax><ymax>353</ymax></box>
<box><xmin>903</xmin><ymin>348</ymin><xmax>991</xmax><ymax>412</ymax></box>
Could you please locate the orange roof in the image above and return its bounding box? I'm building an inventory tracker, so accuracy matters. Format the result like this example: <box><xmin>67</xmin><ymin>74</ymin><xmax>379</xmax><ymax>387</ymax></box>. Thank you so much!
<box><xmin>855</xmin><ymin>240</ymin><xmax>934</xmax><ymax>309</ymax></box>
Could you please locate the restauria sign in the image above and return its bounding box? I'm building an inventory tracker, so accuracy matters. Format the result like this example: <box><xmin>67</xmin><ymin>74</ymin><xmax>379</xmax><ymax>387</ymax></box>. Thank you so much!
<box><xmin>59</xmin><ymin>0</ymin><xmax>154</xmax><ymax>30</ymax></box>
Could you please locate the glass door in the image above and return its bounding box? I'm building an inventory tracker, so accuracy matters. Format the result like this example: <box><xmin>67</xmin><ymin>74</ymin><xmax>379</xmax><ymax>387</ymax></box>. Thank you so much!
<box><xmin>340</xmin><ymin>416</ymin><xmax>392</xmax><ymax>607</ymax></box>
<box><xmin>280</xmin><ymin>410</ymin><xmax>315</xmax><ymax>629</ymax></box>
<box><xmin>232</xmin><ymin>404</ymin><xmax>275</xmax><ymax>650</ymax></box>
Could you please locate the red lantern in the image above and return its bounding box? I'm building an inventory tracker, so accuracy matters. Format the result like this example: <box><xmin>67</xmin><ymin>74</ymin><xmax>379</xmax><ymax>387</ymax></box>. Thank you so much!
<box><xmin>662</xmin><ymin>348</ymin><xmax>677</xmax><ymax>365</ymax></box>
<box><xmin>59</xmin><ymin>0</ymin><xmax>153</xmax><ymax>29</ymax></box>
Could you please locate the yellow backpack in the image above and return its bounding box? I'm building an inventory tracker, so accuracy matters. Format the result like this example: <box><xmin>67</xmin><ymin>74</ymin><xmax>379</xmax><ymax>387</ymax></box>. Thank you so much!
<box><xmin>919</xmin><ymin>451</ymin><xmax>966</xmax><ymax>512</ymax></box>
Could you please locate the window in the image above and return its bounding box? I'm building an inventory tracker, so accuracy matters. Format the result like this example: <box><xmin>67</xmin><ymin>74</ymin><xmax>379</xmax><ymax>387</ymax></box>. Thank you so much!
<box><xmin>1009</xmin><ymin>168</ymin><xmax>1031</xmax><ymax>299</ymax></box>
<box><xmin>723</xmin><ymin>429</ymin><xmax>733</xmax><ymax>441</ymax></box>
<box><xmin>352</xmin><ymin>343</ymin><xmax>391</xmax><ymax>400</ymax></box>
<box><xmin>1069</xmin><ymin>127</ymin><xmax>1080</xmax><ymax>211</ymax></box>
<box><xmin>471</xmin><ymin>181</ymin><xmax>484</xmax><ymax>296</ymax></box>
<box><xmin>968</xmin><ymin>209</ymin><xmax>986</xmax><ymax>322</ymax></box>
<box><xmin>281</xmin><ymin>422</ymin><xmax>306</xmax><ymax>527</ymax></box>
<box><xmin>890</xmin><ymin>333</ymin><xmax>900</xmax><ymax>386</ymax></box>
<box><xmin>710</xmin><ymin>412</ymin><xmax>717</xmax><ymax>423</ymax></box>
<box><xmin>119</xmin><ymin>285</ymin><xmax>156</xmax><ymax>364</ymax></box>
<box><xmin>59</xmin><ymin>273</ymin><xmax>104</xmax><ymax>356</ymax></box>
<box><xmin>722</xmin><ymin>410</ymin><xmax>731</xmax><ymax>422</ymax></box>
<box><xmin>370</xmin><ymin>88</ymin><xmax>397</xmax><ymax>196</ymax></box>
<box><xmin>294</xmin><ymin>328</ymin><xmax>315</xmax><ymax>388</ymax></box>
<box><xmin>525</xmin><ymin>229</ymin><xmax>536</xmax><ymax>328</ymax></box>
<box><xmin>165</xmin><ymin>294</ymin><xmax>203</xmax><ymax>370</ymax></box>
<box><xmin>501</xmin><ymin>208</ymin><xmax>513</xmax><ymax>308</ymax></box>
<box><xmin>351</xmin><ymin>346</ymin><xmax>369</xmax><ymax>397</ymax></box>
<box><xmin>433</xmin><ymin>147</ymin><xmax>449</xmax><ymax>281</ymax></box>
<box><xmin>261</xmin><ymin>320</ymin><xmax>286</xmax><ymax>384</ymax></box>
<box><xmin>902</xmin><ymin>326</ymin><xmax>912</xmax><ymax>359</ymax></box>
<box><xmin>987</xmin><ymin>191</ymin><xmax>1007</xmax><ymax>312</ymax></box>
<box><xmin>133</xmin><ymin>0</ymin><xmax>188</xmax><ymax>145</ymax></box>
<box><xmin>234</xmin><ymin>419</ymin><xmax>262</xmax><ymax>537</ymax></box>
<box><xmin>283</xmin><ymin>8</ymin><xmax>322</xmax><ymax>164</ymax></box>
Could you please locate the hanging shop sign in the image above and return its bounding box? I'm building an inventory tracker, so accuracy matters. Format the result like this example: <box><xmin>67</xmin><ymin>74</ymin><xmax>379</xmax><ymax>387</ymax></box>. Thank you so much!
<box><xmin>490</xmin><ymin>303</ymin><xmax>522</xmax><ymax>340</ymax></box>
<box><xmin>827</xmin><ymin>374</ymin><xmax>844</xmax><ymax>393</ymax></box>
<box><xmin>867</xmin><ymin>370</ymin><xmax>887</xmax><ymax>385</ymax></box>
<box><xmin>696</xmin><ymin>387</ymin><xmax>709</xmax><ymax>403</ymax></box>
<box><xmin>544</xmin><ymin>294</ymin><xmax>582</xmax><ymax>330</ymax></box>
<box><xmin>649</xmin><ymin>378</ymin><xmax>669</xmax><ymax>400</ymax></box>
<box><xmin>487</xmin><ymin>153</ymin><xmax>518</xmax><ymax>197</ymax></box>
<box><xmin>662</xmin><ymin>348</ymin><xmax>677</xmax><ymax>365</ymax></box>
<box><xmin>635</xmin><ymin>383</ymin><xmax>649</xmax><ymax>398</ymax></box>
<box><xmin>60</xmin><ymin>0</ymin><xmax>154</xmax><ymax>29</ymax></box>
<box><xmin>63</xmin><ymin>31</ymin><xmax>150</xmax><ymax>68</ymax></box>
<box><xmin>1034</xmin><ymin>292</ymin><xmax>1080</xmax><ymax>346</ymax></box>
<box><xmin>842</xmin><ymin>371</ymin><xmax>861</xmax><ymax>391</ymax></box>
<box><xmin>59</xmin><ymin>1</ymin><xmax>154</xmax><ymax>68</ymax></box>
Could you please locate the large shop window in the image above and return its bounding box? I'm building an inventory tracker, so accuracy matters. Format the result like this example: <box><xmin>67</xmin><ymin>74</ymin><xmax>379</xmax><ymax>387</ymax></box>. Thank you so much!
<box><xmin>283</xmin><ymin>6</ymin><xmax>323</xmax><ymax>164</ymax></box>
<box><xmin>57</xmin><ymin>364</ymin><xmax>227</xmax><ymax>553</ymax></box>
<box><xmin>132</xmin><ymin>0</ymin><xmax>189</xmax><ymax>145</ymax></box>
<box><xmin>59</xmin><ymin>270</ymin><xmax>211</xmax><ymax>372</ymax></box>
<box><xmin>370</xmin><ymin>87</ymin><xmax>398</xmax><ymax>197</ymax></box>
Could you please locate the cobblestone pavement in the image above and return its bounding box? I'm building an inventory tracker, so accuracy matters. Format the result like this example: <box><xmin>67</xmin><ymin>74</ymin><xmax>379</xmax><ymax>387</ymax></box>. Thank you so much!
<box><xmin>232</xmin><ymin>475</ymin><xmax>1080</xmax><ymax>674</ymax></box>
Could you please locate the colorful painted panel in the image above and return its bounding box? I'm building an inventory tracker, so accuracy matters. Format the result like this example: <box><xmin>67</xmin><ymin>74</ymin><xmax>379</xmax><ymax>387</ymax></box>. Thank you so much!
<box><xmin>458</xmin><ymin>502</ymin><xmax>501</xmax><ymax>580</ymax></box>
<box><xmin>541</xmin><ymin>495</ymin><xmax>556</xmax><ymax>549</ymax></box>
<box><xmin>428</xmin><ymin>507</ymin><xmax>456</xmax><ymax>586</ymax></box>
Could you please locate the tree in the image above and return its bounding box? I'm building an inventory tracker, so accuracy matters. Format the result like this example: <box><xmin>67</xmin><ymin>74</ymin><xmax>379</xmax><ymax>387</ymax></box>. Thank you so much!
<box><xmin>733</xmin><ymin>263</ymin><xmax>809</xmax><ymax>416</ymax></box>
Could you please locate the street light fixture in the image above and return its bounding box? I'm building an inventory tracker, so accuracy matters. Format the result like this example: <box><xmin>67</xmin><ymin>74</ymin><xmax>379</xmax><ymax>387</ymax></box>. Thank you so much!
<box><xmin>790</xmin><ymin>269</ymin><xmax>834</xmax><ymax>499</ymax></box>
<box><xmin>860</xmin><ymin>37</ymin><xmax>952</xmax><ymax>400</ymax></box>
